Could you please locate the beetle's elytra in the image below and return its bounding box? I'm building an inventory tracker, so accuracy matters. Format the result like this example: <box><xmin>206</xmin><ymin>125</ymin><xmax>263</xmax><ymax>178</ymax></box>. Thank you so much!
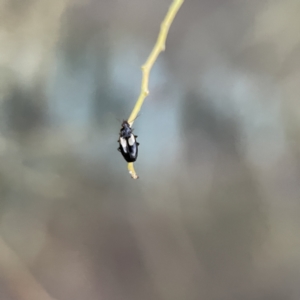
<box><xmin>118</xmin><ymin>120</ymin><xmax>139</xmax><ymax>162</ymax></box>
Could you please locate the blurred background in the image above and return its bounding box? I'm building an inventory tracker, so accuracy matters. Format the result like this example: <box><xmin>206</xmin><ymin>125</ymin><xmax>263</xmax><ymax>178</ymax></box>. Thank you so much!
<box><xmin>0</xmin><ymin>0</ymin><xmax>300</xmax><ymax>299</ymax></box>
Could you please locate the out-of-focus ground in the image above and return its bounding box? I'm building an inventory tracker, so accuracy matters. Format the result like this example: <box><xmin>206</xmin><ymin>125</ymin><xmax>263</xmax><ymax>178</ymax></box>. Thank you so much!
<box><xmin>0</xmin><ymin>0</ymin><xmax>300</xmax><ymax>299</ymax></box>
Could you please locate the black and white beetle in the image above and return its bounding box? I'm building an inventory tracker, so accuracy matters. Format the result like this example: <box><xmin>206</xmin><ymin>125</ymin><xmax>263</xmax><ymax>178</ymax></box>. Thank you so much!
<box><xmin>118</xmin><ymin>120</ymin><xmax>139</xmax><ymax>162</ymax></box>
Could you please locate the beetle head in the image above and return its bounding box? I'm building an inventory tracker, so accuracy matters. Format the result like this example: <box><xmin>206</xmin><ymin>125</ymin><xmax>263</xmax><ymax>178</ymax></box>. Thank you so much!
<box><xmin>120</xmin><ymin>120</ymin><xmax>132</xmax><ymax>138</ymax></box>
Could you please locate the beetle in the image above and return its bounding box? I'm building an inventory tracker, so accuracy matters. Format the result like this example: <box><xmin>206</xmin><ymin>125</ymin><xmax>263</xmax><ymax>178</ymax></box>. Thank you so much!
<box><xmin>118</xmin><ymin>120</ymin><xmax>139</xmax><ymax>162</ymax></box>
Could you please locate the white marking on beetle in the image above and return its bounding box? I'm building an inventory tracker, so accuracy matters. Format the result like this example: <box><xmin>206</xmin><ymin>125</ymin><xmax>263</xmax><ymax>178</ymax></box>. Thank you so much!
<box><xmin>128</xmin><ymin>134</ymin><xmax>136</xmax><ymax>146</ymax></box>
<box><xmin>120</xmin><ymin>137</ymin><xmax>127</xmax><ymax>152</ymax></box>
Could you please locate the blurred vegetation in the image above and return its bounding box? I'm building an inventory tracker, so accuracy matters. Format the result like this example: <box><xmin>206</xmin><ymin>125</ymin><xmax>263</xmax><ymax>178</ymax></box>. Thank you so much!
<box><xmin>0</xmin><ymin>0</ymin><xmax>300</xmax><ymax>299</ymax></box>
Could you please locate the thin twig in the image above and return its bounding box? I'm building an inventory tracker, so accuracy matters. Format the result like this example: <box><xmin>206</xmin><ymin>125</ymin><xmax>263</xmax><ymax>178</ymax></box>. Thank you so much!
<box><xmin>127</xmin><ymin>0</ymin><xmax>184</xmax><ymax>179</ymax></box>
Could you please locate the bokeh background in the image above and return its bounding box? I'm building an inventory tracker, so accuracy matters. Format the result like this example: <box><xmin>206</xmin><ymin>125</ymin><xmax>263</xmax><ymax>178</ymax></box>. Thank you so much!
<box><xmin>1</xmin><ymin>0</ymin><xmax>300</xmax><ymax>299</ymax></box>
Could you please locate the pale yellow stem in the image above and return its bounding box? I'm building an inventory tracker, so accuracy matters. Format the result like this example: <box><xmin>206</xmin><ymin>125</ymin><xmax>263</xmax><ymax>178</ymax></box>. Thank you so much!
<box><xmin>127</xmin><ymin>0</ymin><xmax>184</xmax><ymax>179</ymax></box>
